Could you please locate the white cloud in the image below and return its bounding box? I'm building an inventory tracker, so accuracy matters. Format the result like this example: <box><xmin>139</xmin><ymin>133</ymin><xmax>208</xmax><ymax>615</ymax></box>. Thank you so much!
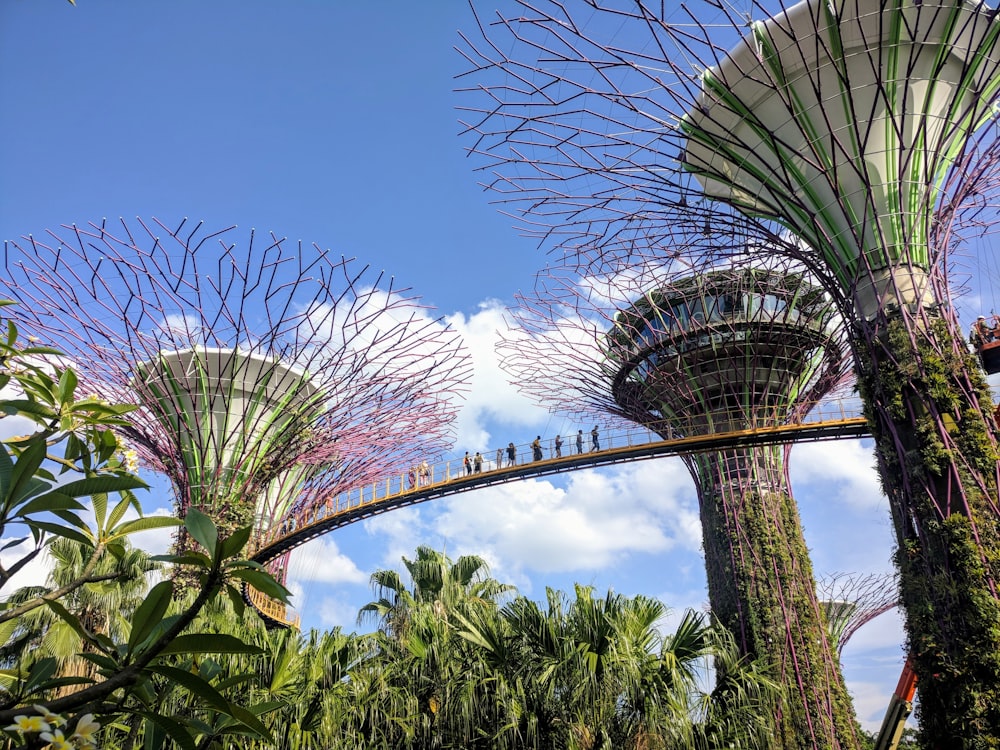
<box><xmin>790</xmin><ymin>438</ymin><xmax>885</xmax><ymax>511</ymax></box>
<box><xmin>409</xmin><ymin>459</ymin><xmax>700</xmax><ymax>583</ymax></box>
<box><xmin>445</xmin><ymin>301</ymin><xmax>551</xmax><ymax>450</ymax></box>
<box><xmin>0</xmin><ymin>537</ymin><xmax>52</xmax><ymax>595</ymax></box>
<box><xmin>286</xmin><ymin>537</ymin><xmax>366</xmax><ymax>585</ymax></box>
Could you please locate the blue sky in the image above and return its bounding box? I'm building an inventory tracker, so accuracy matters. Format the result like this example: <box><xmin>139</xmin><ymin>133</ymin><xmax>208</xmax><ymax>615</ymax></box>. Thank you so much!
<box><xmin>5</xmin><ymin>0</ymin><xmax>999</xmax><ymax>732</ymax></box>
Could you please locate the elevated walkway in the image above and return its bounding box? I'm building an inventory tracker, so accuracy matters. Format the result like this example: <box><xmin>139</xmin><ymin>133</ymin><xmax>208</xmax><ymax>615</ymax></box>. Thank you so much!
<box><xmin>246</xmin><ymin>403</ymin><xmax>869</xmax><ymax>627</ymax></box>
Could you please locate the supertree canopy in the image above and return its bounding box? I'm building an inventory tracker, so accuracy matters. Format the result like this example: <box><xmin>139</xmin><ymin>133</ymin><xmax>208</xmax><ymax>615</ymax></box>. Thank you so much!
<box><xmin>499</xmin><ymin>254</ymin><xmax>861</xmax><ymax>749</ymax></box>
<box><xmin>1</xmin><ymin>218</ymin><xmax>472</xmax><ymax>562</ymax></box>
<box><xmin>459</xmin><ymin>1</ymin><xmax>1000</xmax><ymax>742</ymax></box>
<box><xmin>817</xmin><ymin>571</ymin><xmax>899</xmax><ymax>655</ymax></box>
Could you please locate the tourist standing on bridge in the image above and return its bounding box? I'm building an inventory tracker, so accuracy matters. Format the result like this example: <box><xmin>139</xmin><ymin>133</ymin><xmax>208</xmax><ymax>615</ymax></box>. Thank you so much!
<box><xmin>576</xmin><ymin>429</ymin><xmax>583</xmax><ymax>454</ymax></box>
<box><xmin>554</xmin><ymin>433</ymin><xmax>563</xmax><ymax>457</ymax></box>
<box><xmin>474</xmin><ymin>452</ymin><xmax>483</xmax><ymax>472</ymax></box>
<box><xmin>532</xmin><ymin>436</ymin><xmax>543</xmax><ymax>461</ymax></box>
<box><xmin>591</xmin><ymin>425</ymin><xmax>600</xmax><ymax>452</ymax></box>
<box><xmin>464</xmin><ymin>451</ymin><xmax>472</xmax><ymax>475</ymax></box>
<box><xmin>496</xmin><ymin>448</ymin><xmax>503</xmax><ymax>470</ymax></box>
<box><xmin>507</xmin><ymin>441</ymin><xmax>517</xmax><ymax>466</ymax></box>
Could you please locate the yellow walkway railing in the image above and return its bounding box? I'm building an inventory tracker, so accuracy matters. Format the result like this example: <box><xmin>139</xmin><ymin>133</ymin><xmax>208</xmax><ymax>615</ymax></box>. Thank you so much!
<box><xmin>247</xmin><ymin>399</ymin><xmax>870</xmax><ymax>627</ymax></box>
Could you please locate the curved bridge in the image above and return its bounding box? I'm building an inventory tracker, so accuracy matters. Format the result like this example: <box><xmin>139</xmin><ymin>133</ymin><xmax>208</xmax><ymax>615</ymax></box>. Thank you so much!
<box><xmin>246</xmin><ymin>406</ymin><xmax>870</xmax><ymax>627</ymax></box>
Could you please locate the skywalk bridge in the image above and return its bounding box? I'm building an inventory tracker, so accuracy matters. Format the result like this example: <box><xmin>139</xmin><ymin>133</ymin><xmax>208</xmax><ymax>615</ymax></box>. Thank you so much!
<box><xmin>247</xmin><ymin>399</ymin><xmax>870</xmax><ymax>626</ymax></box>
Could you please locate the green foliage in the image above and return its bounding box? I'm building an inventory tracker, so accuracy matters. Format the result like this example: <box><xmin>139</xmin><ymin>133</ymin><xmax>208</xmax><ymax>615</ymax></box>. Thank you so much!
<box><xmin>0</xmin><ymin>310</ymin><xmax>286</xmax><ymax>750</ymax></box>
<box><xmin>857</xmin><ymin>316</ymin><xmax>1000</xmax><ymax>749</ymax></box>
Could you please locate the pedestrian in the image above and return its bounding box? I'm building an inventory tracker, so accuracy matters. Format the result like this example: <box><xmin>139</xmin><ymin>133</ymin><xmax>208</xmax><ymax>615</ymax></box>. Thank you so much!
<box><xmin>576</xmin><ymin>429</ymin><xmax>584</xmax><ymax>454</ymax></box>
<box><xmin>408</xmin><ymin>467</ymin><xmax>417</xmax><ymax>489</ymax></box>
<box><xmin>496</xmin><ymin>448</ymin><xmax>503</xmax><ymax>470</ymax></box>
<box><xmin>972</xmin><ymin>315</ymin><xmax>994</xmax><ymax>346</ymax></box>
<box><xmin>591</xmin><ymin>425</ymin><xmax>600</xmax><ymax>452</ymax></box>
<box><xmin>532</xmin><ymin>435</ymin><xmax>543</xmax><ymax>461</ymax></box>
<box><xmin>464</xmin><ymin>451</ymin><xmax>472</xmax><ymax>475</ymax></box>
<box><xmin>554</xmin><ymin>433</ymin><xmax>563</xmax><ymax>457</ymax></box>
<box><xmin>474</xmin><ymin>451</ymin><xmax>483</xmax><ymax>473</ymax></box>
<box><xmin>507</xmin><ymin>441</ymin><xmax>517</xmax><ymax>466</ymax></box>
<box><xmin>420</xmin><ymin>460</ymin><xmax>430</xmax><ymax>486</ymax></box>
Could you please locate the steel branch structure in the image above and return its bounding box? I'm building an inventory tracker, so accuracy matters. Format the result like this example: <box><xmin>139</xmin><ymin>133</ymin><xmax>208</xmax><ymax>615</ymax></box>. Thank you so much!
<box><xmin>817</xmin><ymin>572</ymin><xmax>899</xmax><ymax>655</ymax></box>
<box><xmin>499</xmin><ymin>253</ymin><xmax>861</xmax><ymax>749</ymax></box>
<box><xmin>1</xmin><ymin>218</ymin><xmax>472</xmax><ymax>585</ymax></box>
<box><xmin>459</xmin><ymin>1</ymin><xmax>1000</xmax><ymax>742</ymax></box>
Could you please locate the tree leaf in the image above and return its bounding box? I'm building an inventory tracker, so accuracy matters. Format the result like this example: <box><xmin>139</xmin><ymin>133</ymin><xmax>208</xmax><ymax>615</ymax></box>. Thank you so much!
<box><xmin>227</xmin><ymin>568</ymin><xmax>289</xmax><ymax>602</ymax></box>
<box><xmin>145</xmin><ymin>664</ymin><xmax>233</xmax><ymax>714</ymax></box>
<box><xmin>137</xmin><ymin>711</ymin><xmax>197</xmax><ymax>750</ymax></box>
<box><xmin>14</xmin><ymin>494</ymin><xmax>86</xmax><ymax>517</ymax></box>
<box><xmin>128</xmin><ymin>579</ymin><xmax>174</xmax><ymax>655</ymax></box>
<box><xmin>157</xmin><ymin>633</ymin><xmax>264</xmax><ymax>657</ymax></box>
<box><xmin>218</xmin><ymin>525</ymin><xmax>253</xmax><ymax>559</ymax></box>
<box><xmin>111</xmin><ymin>515</ymin><xmax>182</xmax><ymax>538</ymax></box>
<box><xmin>56</xmin><ymin>367</ymin><xmax>78</xmax><ymax>403</ymax></box>
<box><xmin>28</xmin><ymin>520</ymin><xmax>92</xmax><ymax>546</ymax></box>
<box><xmin>184</xmin><ymin>507</ymin><xmax>218</xmax><ymax>555</ymax></box>
<box><xmin>56</xmin><ymin>474</ymin><xmax>147</xmax><ymax>498</ymax></box>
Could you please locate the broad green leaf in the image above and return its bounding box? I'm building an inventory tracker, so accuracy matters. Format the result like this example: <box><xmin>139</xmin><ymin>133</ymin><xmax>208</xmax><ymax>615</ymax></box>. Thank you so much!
<box><xmin>184</xmin><ymin>507</ymin><xmax>218</xmax><ymax>554</ymax></box>
<box><xmin>92</xmin><ymin>491</ymin><xmax>107</xmax><ymax>529</ymax></box>
<box><xmin>0</xmin><ymin>446</ymin><xmax>12</xmax><ymax>497</ymax></box>
<box><xmin>128</xmin><ymin>580</ymin><xmax>174</xmax><ymax>654</ymax></box>
<box><xmin>227</xmin><ymin>569</ymin><xmax>289</xmax><ymax>602</ymax></box>
<box><xmin>151</xmin><ymin>551</ymin><xmax>211</xmax><ymax>568</ymax></box>
<box><xmin>157</xmin><ymin>633</ymin><xmax>264</xmax><ymax>657</ymax></box>
<box><xmin>78</xmin><ymin>652</ymin><xmax>120</xmax><ymax>672</ymax></box>
<box><xmin>57</xmin><ymin>367</ymin><xmax>78</xmax><ymax>403</ymax></box>
<box><xmin>137</xmin><ymin>711</ymin><xmax>197</xmax><ymax>750</ymax></box>
<box><xmin>50</xmin><ymin>508</ymin><xmax>94</xmax><ymax>534</ymax></box>
<box><xmin>0</xmin><ymin>536</ymin><xmax>27</xmax><ymax>552</ymax></box>
<box><xmin>221</xmin><ymin>703</ymin><xmax>272</xmax><ymax>740</ymax></box>
<box><xmin>14</xmin><ymin>494</ymin><xmax>86</xmax><ymax>517</ymax></box>
<box><xmin>111</xmin><ymin>515</ymin><xmax>182</xmax><ymax>538</ymax></box>
<box><xmin>145</xmin><ymin>664</ymin><xmax>232</xmax><ymax>713</ymax></box>
<box><xmin>23</xmin><ymin>657</ymin><xmax>58</xmax><ymax>695</ymax></box>
<box><xmin>29</xmin><ymin>520</ymin><xmax>92</xmax><ymax>546</ymax></box>
<box><xmin>106</xmin><ymin>492</ymin><xmax>136</xmax><ymax>529</ymax></box>
<box><xmin>224</xmin><ymin>585</ymin><xmax>247</xmax><ymax>618</ymax></box>
<box><xmin>218</xmin><ymin>525</ymin><xmax>253</xmax><ymax>559</ymax></box>
<box><xmin>6</xmin><ymin>441</ymin><xmax>48</xmax><ymax>505</ymax></box>
<box><xmin>2</xmin><ymin>398</ymin><xmax>57</xmax><ymax>421</ymax></box>
<box><xmin>56</xmin><ymin>474</ymin><xmax>147</xmax><ymax>498</ymax></box>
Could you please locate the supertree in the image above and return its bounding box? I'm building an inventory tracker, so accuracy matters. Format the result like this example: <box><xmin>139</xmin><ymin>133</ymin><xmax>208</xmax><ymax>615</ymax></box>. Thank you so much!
<box><xmin>458</xmin><ymin>1</ymin><xmax>1000</xmax><ymax>742</ymax></box>
<box><xmin>1</xmin><ymin>217</ymin><xmax>472</xmax><ymax>603</ymax></box>
<box><xmin>499</xmin><ymin>252</ymin><xmax>861</xmax><ymax>749</ymax></box>
<box><xmin>816</xmin><ymin>571</ymin><xmax>898</xmax><ymax>655</ymax></box>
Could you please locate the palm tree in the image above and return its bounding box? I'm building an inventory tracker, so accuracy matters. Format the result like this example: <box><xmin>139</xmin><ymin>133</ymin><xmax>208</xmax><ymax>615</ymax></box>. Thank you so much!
<box><xmin>358</xmin><ymin>545</ymin><xmax>514</xmax><ymax>637</ymax></box>
<box><xmin>6</xmin><ymin>537</ymin><xmax>156</xmax><ymax>694</ymax></box>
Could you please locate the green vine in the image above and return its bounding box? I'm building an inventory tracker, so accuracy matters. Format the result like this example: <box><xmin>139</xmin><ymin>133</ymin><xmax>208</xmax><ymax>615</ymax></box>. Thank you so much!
<box><xmin>858</xmin><ymin>317</ymin><xmax>1000</xmax><ymax>750</ymax></box>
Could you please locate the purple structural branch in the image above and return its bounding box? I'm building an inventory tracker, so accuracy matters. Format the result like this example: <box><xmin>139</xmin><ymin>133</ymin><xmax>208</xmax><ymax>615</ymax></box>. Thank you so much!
<box><xmin>498</xmin><ymin>249</ymin><xmax>862</xmax><ymax>749</ymax></box>
<box><xmin>458</xmin><ymin>1</ymin><xmax>1000</xmax><ymax>744</ymax></box>
<box><xmin>2</xmin><ymin>217</ymin><xmax>472</xmax><ymax>558</ymax></box>
<box><xmin>817</xmin><ymin>571</ymin><xmax>899</xmax><ymax>656</ymax></box>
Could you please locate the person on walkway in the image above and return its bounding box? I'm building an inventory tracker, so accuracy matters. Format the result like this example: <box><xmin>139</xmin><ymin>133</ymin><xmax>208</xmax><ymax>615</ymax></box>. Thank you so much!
<box><xmin>972</xmin><ymin>315</ymin><xmax>995</xmax><ymax>346</ymax></box>
<box><xmin>419</xmin><ymin>460</ymin><xmax>430</xmax><ymax>486</ymax></box>
<box><xmin>507</xmin><ymin>441</ymin><xmax>517</xmax><ymax>466</ymax></box>
<box><xmin>408</xmin><ymin>467</ymin><xmax>417</xmax><ymax>489</ymax></box>
<box><xmin>474</xmin><ymin>452</ymin><xmax>483</xmax><ymax>473</ymax></box>
<box><xmin>531</xmin><ymin>436</ymin><xmax>543</xmax><ymax>461</ymax></box>
<box><xmin>590</xmin><ymin>425</ymin><xmax>600</xmax><ymax>452</ymax></box>
<box><xmin>496</xmin><ymin>448</ymin><xmax>503</xmax><ymax>470</ymax></box>
<box><xmin>576</xmin><ymin>429</ymin><xmax>584</xmax><ymax>454</ymax></box>
<box><xmin>554</xmin><ymin>433</ymin><xmax>563</xmax><ymax>458</ymax></box>
<box><xmin>464</xmin><ymin>451</ymin><xmax>472</xmax><ymax>475</ymax></box>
